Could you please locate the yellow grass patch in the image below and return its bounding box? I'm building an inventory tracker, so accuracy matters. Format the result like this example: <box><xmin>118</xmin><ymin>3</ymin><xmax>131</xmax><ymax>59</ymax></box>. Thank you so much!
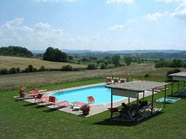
<box><xmin>0</xmin><ymin>56</ymin><xmax>86</xmax><ymax>69</ymax></box>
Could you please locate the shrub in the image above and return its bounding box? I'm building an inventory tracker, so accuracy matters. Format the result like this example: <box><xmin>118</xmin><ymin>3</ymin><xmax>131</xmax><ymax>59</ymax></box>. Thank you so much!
<box><xmin>87</xmin><ymin>64</ymin><xmax>97</xmax><ymax>70</ymax></box>
<box><xmin>144</xmin><ymin>73</ymin><xmax>150</xmax><ymax>78</ymax></box>
<box><xmin>0</xmin><ymin>68</ymin><xmax>9</xmax><ymax>75</ymax></box>
<box><xmin>61</xmin><ymin>65</ymin><xmax>73</xmax><ymax>71</ymax></box>
<box><xmin>9</xmin><ymin>67</ymin><xmax>17</xmax><ymax>74</ymax></box>
<box><xmin>39</xmin><ymin>66</ymin><xmax>45</xmax><ymax>71</ymax></box>
<box><xmin>100</xmin><ymin>63</ymin><xmax>107</xmax><ymax>69</ymax></box>
<box><xmin>16</xmin><ymin>67</ymin><xmax>21</xmax><ymax>73</ymax></box>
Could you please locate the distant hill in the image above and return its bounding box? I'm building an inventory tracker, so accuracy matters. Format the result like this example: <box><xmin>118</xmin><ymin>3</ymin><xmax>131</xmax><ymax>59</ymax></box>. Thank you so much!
<box><xmin>32</xmin><ymin>49</ymin><xmax>186</xmax><ymax>59</ymax></box>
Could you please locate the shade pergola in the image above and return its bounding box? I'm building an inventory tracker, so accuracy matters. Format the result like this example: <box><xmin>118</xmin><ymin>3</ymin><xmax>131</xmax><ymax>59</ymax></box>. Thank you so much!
<box><xmin>106</xmin><ymin>81</ymin><xmax>170</xmax><ymax>119</ymax></box>
<box><xmin>169</xmin><ymin>72</ymin><xmax>186</xmax><ymax>94</ymax></box>
<box><xmin>169</xmin><ymin>72</ymin><xmax>186</xmax><ymax>81</ymax></box>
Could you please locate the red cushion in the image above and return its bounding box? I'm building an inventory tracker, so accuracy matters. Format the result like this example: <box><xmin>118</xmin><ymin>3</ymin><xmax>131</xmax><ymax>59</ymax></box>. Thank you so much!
<box><xmin>55</xmin><ymin>101</ymin><xmax>68</xmax><ymax>105</ymax></box>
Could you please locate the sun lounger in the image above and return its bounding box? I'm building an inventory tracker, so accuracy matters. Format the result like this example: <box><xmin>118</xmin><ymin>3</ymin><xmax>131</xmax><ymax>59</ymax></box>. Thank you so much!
<box><xmin>71</xmin><ymin>101</ymin><xmax>88</xmax><ymax>110</ymax></box>
<box><xmin>120</xmin><ymin>78</ymin><xmax>125</xmax><ymax>83</ymax></box>
<box><xmin>33</xmin><ymin>93</ymin><xmax>49</xmax><ymax>103</ymax></box>
<box><xmin>113</xmin><ymin>77</ymin><xmax>119</xmax><ymax>83</ymax></box>
<box><xmin>45</xmin><ymin>96</ymin><xmax>68</xmax><ymax>108</ymax></box>
<box><xmin>72</xmin><ymin>101</ymin><xmax>88</xmax><ymax>106</ymax></box>
<box><xmin>29</xmin><ymin>88</ymin><xmax>47</xmax><ymax>95</ymax></box>
<box><xmin>106</xmin><ymin>77</ymin><xmax>112</xmax><ymax>84</ymax></box>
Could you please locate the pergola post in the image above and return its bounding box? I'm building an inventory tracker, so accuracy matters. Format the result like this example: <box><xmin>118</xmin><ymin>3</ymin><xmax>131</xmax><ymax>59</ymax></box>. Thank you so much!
<box><xmin>143</xmin><ymin>91</ymin><xmax>145</xmax><ymax>101</ymax></box>
<box><xmin>111</xmin><ymin>89</ymin><xmax>113</xmax><ymax>119</ymax></box>
<box><xmin>128</xmin><ymin>97</ymin><xmax>130</xmax><ymax>105</ymax></box>
<box><xmin>171</xmin><ymin>82</ymin><xmax>174</xmax><ymax>96</ymax></box>
<box><xmin>164</xmin><ymin>85</ymin><xmax>167</xmax><ymax>108</ymax></box>
<box><xmin>137</xmin><ymin>92</ymin><xmax>139</xmax><ymax>104</ymax></box>
<box><xmin>151</xmin><ymin>89</ymin><xmax>154</xmax><ymax>115</ymax></box>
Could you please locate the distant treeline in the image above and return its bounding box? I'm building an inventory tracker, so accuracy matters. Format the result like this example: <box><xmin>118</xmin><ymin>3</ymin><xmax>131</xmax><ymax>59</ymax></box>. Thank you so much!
<box><xmin>155</xmin><ymin>59</ymin><xmax>186</xmax><ymax>68</ymax></box>
<box><xmin>0</xmin><ymin>46</ymin><xmax>73</xmax><ymax>63</ymax></box>
<box><xmin>0</xmin><ymin>46</ymin><xmax>33</xmax><ymax>57</ymax></box>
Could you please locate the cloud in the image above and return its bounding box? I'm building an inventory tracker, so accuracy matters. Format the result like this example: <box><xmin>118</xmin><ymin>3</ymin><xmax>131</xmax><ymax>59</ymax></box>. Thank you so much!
<box><xmin>35</xmin><ymin>0</ymin><xmax>76</xmax><ymax>3</ymax></box>
<box><xmin>35</xmin><ymin>23</ymin><xmax>51</xmax><ymax>30</ymax></box>
<box><xmin>108</xmin><ymin>24</ymin><xmax>124</xmax><ymax>31</ymax></box>
<box><xmin>0</xmin><ymin>18</ymin><xmax>64</xmax><ymax>49</ymax></box>
<box><xmin>170</xmin><ymin>0</ymin><xmax>186</xmax><ymax>18</ymax></box>
<box><xmin>157</xmin><ymin>0</ymin><xmax>181</xmax><ymax>3</ymax></box>
<box><xmin>146</xmin><ymin>11</ymin><xmax>169</xmax><ymax>20</ymax></box>
<box><xmin>106</xmin><ymin>0</ymin><xmax>134</xmax><ymax>4</ymax></box>
<box><xmin>148</xmin><ymin>0</ymin><xmax>186</xmax><ymax>20</ymax></box>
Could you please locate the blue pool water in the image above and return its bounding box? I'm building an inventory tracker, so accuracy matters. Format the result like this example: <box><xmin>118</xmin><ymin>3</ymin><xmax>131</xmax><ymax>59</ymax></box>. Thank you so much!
<box><xmin>52</xmin><ymin>85</ymin><xmax>125</xmax><ymax>104</ymax></box>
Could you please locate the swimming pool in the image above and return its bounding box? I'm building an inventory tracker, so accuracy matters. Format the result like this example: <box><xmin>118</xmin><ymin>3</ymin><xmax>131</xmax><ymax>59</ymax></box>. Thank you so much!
<box><xmin>52</xmin><ymin>85</ymin><xmax>125</xmax><ymax>104</ymax></box>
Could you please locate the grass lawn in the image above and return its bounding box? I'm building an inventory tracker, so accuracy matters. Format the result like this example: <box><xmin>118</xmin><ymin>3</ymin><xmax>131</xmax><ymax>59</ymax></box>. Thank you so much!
<box><xmin>0</xmin><ymin>78</ymin><xmax>186</xmax><ymax>139</ymax></box>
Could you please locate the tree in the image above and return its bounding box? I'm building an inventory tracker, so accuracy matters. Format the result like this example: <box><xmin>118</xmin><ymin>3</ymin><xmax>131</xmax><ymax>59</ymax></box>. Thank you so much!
<box><xmin>61</xmin><ymin>65</ymin><xmax>73</xmax><ymax>71</ymax></box>
<box><xmin>87</xmin><ymin>64</ymin><xmax>97</xmax><ymax>70</ymax></box>
<box><xmin>0</xmin><ymin>46</ymin><xmax>33</xmax><ymax>57</ymax></box>
<box><xmin>100</xmin><ymin>63</ymin><xmax>107</xmax><ymax>69</ymax></box>
<box><xmin>43</xmin><ymin>47</ymin><xmax>69</xmax><ymax>62</ymax></box>
<box><xmin>155</xmin><ymin>59</ymin><xmax>167</xmax><ymax>68</ymax></box>
<box><xmin>168</xmin><ymin>59</ymin><xmax>183</xmax><ymax>67</ymax></box>
<box><xmin>124</xmin><ymin>56</ymin><xmax>132</xmax><ymax>66</ymax></box>
<box><xmin>112</xmin><ymin>55</ymin><xmax>120</xmax><ymax>67</ymax></box>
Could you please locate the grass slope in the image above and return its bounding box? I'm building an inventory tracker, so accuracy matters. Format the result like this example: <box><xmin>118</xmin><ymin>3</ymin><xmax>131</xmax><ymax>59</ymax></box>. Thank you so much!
<box><xmin>0</xmin><ymin>64</ymin><xmax>156</xmax><ymax>90</ymax></box>
<box><xmin>0</xmin><ymin>56</ymin><xmax>86</xmax><ymax>70</ymax></box>
<box><xmin>0</xmin><ymin>79</ymin><xmax>186</xmax><ymax>139</ymax></box>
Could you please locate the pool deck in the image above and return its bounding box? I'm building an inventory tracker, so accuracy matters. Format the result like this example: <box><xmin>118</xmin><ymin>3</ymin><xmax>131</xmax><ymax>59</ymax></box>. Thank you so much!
<box><xmin>24</xmin><ymin>83</ymin><xmax>161</xmax><ymax>117</ymax></box>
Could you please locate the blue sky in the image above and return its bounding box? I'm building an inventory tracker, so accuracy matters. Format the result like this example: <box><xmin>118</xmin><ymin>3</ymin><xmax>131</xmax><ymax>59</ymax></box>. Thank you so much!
<box><xmin>0</xmin><ymin>0</ymin><xmax>186</xmax><ymax>51</ymax></box>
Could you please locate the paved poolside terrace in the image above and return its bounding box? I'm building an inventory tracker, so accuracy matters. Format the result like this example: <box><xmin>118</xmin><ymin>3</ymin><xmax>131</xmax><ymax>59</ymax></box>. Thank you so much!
<box><xmin>25</xmin><ymin>83</ymin><xmax>162</xmax><ymax>117</ymax></box>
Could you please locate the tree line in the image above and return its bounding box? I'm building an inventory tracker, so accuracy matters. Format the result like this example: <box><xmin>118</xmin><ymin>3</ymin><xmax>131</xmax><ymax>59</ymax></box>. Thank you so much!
<box><xmin>0</xmin><ymin>46</ymin><xmax>33</xmax><ymax>57</ymax></box>
<box><xmin>155</xmin><ymin>59</ymin><xmax>186</xmax><ymax>68</ymax></box>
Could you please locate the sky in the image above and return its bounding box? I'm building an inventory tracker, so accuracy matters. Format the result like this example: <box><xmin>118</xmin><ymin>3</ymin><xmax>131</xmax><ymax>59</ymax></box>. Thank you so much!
<box><xmin>0</xmin><ymin>0</ymin><xmax>186</xmax><ymax>51</ymax></box>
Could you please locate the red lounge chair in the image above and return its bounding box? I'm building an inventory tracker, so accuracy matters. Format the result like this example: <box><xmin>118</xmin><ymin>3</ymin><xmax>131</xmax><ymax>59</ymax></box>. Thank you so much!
<box><xmin>87</xmin><ymin>96</ymin><xmax>95</xmax><ymax>104</ymax></box>
<box><xmin>29</xmin><ymin>88</ymin><xmax>37</xmax><ymax>94</ymax></box>
<box><xmin>114</xmin><ymin>77</ymin><xmax>119</xmax><ymax>83</ymax></box>
<box><xmin>120</xmin><ymin>78</ymin><xmax>125</xmax><ymax>83</ymax></box>
<box><xmin>72</xmin><ymin>101</ymin><xmax>88</xmax><ymax>107</ymax></box>
<box><xmin>33</xmin><ymin>93</ymin><xmax>48</xmax><ymax>103</ymax></box>
<box><xmin>106</xmin><ymin>77</ymin><xmax>112</xmax><ymax>84</ymax></box>
<box><xmin>29</xmin><ymin>88</ymin><xmax>47</xmax><ymax>95</ymax></box>
<box><xmin>47</xmin><ymin>96</ymin><xmax>69</xmax><ymax>108</ymax></box>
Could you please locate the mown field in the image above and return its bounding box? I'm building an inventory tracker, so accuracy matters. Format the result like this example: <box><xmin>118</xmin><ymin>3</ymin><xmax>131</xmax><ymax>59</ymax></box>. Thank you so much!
<box><xmin>0</xmin><ymin>56</ymin><xmax>86</xmax><ymax>70</ymax></box>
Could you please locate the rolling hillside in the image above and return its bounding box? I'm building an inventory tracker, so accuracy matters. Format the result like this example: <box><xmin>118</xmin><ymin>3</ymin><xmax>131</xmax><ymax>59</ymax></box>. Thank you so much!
<box><xmin>0</xmin><ymin>56</ymin><xmax>86</xmax><ymax>70</ymax></box>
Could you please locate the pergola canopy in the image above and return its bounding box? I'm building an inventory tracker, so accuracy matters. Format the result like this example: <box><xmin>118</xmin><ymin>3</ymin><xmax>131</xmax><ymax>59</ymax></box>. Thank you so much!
<box><xmin>169</xmin><ymin>72</ymin><xmax>186</xmax><ymax>82</ymax></box>
<box><xmin>107</xmin><ymin>81</ymin><xmax>169</xmax><ymax>119</ymax></box>
<box><xmin>106</xmin><ymin>81</ymin><xmax>169</xmax><ymax>98</ymax></box>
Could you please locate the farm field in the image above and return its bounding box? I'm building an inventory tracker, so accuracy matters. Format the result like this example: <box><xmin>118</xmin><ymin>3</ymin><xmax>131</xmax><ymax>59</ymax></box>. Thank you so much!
<box><xmin>0</xmin><ymin>63</ymin><xmax>155</xmax><ymax>90</ymax></box>
<box><xmin>0</xmin><ymin>62</ymin><xmax>186</xmax><ymax>91</ymax></box>
<box><xmin>0</xmin><ymin>56</ymin><xmax>86</xmax><ymax>70</ymax></box>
